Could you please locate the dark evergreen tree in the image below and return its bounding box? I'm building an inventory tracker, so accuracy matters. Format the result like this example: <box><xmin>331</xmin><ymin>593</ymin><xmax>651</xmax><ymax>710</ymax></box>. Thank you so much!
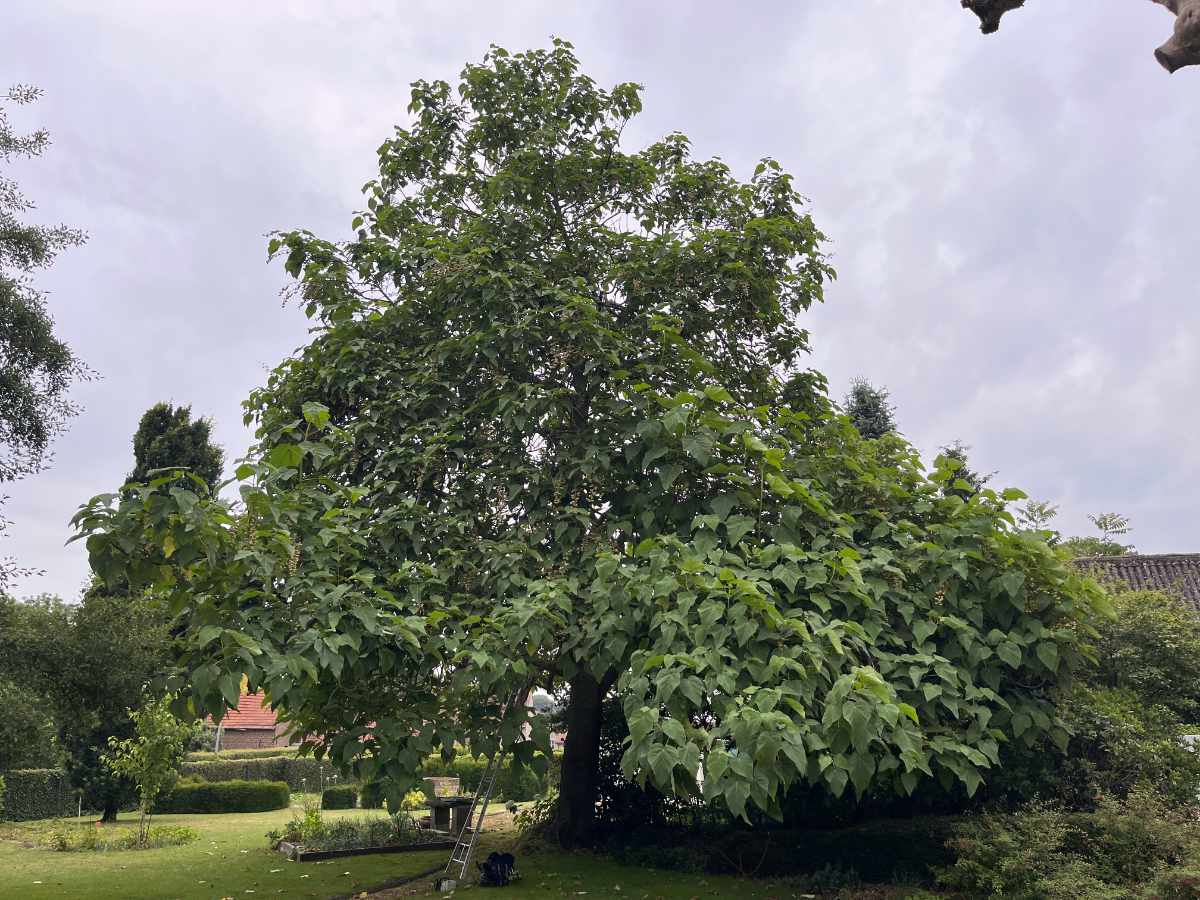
<box><xmin>843</xmin><ymin>378</ymin><xmax>897</xmax><ymax>439</ymax></box>
<box><xmin>938</xmin><ymin>440</ymin><xmax>994</xmax><ymax>500</ymax></box>
<box><xmin>127</xmin><ymin>402</ymin><xmax>223</xmax><ymax>492</ymax></box>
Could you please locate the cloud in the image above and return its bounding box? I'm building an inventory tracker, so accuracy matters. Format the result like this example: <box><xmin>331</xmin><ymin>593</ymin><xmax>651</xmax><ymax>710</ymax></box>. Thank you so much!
<box><xmin>2</xmin><ymin>1</ymin><xmax>1195</xmax><ymax>598</ymax></box>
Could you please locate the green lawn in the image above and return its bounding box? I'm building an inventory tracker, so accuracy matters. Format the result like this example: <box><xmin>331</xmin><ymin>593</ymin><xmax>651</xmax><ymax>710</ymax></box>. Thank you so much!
<box><xmin>0</xmin><ymin>800</ymin><xmax>445</xmax><ymax>900</ymax></box>
<box><xmin>0</xmin><ymin>804</ymin><xmax>931</xmax><ymax>900</ymax></box>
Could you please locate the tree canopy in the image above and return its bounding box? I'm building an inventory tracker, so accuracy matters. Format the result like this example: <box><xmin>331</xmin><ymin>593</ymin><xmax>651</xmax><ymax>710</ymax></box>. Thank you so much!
<box><xmin>74</xmin><ymin>41</ymin><xmax>1105</xmax><ymax>846</ymax></box>
<box><xmin>1</xmin><ymin>85</ymin><xmax>90</xmax><ymax>588</ymax></box>
<box><xmin>127</xmin><ymin>402</ymin><xmax>224</xmax><ymax>493</ymax></box>
<box><xmin>843</xmin><ymin>379</ymin><xmax>897</xmax><ymax>441</ymax></box>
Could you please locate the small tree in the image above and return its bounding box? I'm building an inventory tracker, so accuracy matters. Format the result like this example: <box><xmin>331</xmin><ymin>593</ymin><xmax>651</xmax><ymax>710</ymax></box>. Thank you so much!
<box><xmin>1060</xmin><ymin>513</ymin><xmax>1134</xmax><ymax>559</ymax></box>
<box><xmin>843</xmin><ymin>378</ymin><xmax>897</xmax><ymax>440</ymax></box>
<box><xmin>1016</xmin><ymin>500</ymin><xmax>1061</xmax><ymax>542</ymax></box>
<box><xmin>105</xmin><ymin>694</ymin><xmax>193</xmax><ymax>843</ymax></box>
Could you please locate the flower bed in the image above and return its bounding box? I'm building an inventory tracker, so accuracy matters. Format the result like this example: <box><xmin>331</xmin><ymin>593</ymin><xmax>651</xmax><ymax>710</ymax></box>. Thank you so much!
<box><xmin>42</xmin><ymin>823</ymin><xmax>198</xmax><ymax>852</ymax></box>
<box><xmin>268</xmin><ymin>805</ymin><xmax>451</xmax><ymax>861</ymax></box>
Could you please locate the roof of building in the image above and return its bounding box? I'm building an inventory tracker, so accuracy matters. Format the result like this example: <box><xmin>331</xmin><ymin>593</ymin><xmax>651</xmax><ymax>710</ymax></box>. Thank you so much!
<box><xmin>208</xmin><ymin>692</ymin><xmax>278</xmax><ymax>731</ymax></box>
<box><xmin>1073</xmin><ymin>553</ymin><xmax>1200</xmax><ymax>610</ymax></box>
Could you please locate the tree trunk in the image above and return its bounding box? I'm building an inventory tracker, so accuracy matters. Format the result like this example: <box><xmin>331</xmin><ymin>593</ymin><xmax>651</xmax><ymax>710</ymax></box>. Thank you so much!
<box><xmin>556</xmin><ymin>670</ymin><xmax>606</xmax><ymax>848</ymax></box>
<box><xmin>100</xmin><ymin>798</ymin><xmax>119</xmax><ymax>823</ymax></box>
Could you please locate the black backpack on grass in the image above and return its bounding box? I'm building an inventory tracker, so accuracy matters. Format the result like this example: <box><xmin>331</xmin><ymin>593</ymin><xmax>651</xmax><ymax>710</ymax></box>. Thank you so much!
<box><xmin>478</xmin><ymin>851</ymin><xmax>517</xmax><ymax>887</ymax></box>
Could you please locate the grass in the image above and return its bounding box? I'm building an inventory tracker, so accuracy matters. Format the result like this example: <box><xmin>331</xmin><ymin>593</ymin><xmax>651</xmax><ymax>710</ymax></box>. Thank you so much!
<box><xmin>0</xmin><ymin>796</ymin><xmax>444</xmax><ymax>900</ymax></box>
<box><xmin>1</xmin><ymin>800</ymin><xmax>935</xmax><ymax>899</ymax></box>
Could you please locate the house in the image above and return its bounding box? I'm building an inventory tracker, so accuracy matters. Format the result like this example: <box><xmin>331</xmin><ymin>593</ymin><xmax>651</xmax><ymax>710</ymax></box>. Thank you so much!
<box><xmin>207</xmin><ymin>692</ymin><xmax>296</xmax><ymax>751</ymax></box>
<box><xmin>1073</xmin><ymin>553</ymin><xmax>1200</xmax><ymax>610</ymax></box>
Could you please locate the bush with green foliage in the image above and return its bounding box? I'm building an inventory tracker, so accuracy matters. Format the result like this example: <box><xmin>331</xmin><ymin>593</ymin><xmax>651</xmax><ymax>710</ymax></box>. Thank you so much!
<box><xmin>0</xmin><ymin>592</ymin><xmax>171</xmax><ymax>822</ymax></box>
<box><xmin>422</xmin><ymin>753</ymin><xmax>551</xmax><ymax>802</ymax></box>
<box><xmin>938</xmin><ymin>791</ymin><xmax>1194</xmax><ymax>899</ymax></box>
<box><xmin>0</xmin><ymin>768</ymin><xmax>75</xmax><ymax>821</ymax></box>
<box><xmin>155</xmin><ymin>777</ymin><xmax>289</xmax><ymax>813</ymax></box>
<box><xmin>320</xmin><ymin>785</ymin><xmax>356</xmax><ymax>810</ymax></box>
<box><xmin>1093</xmin><ymin>589</ymin><xmax>1200</xmax><ymax>720</ymax></box>
<box><xmin>598</xmin><ymin>814</ymin><xmax>957</xmax><ymax>882</ymax></box>
<box><xmin>1153</xmin><ymin>867</ymin><xmax>1200</xmax><ymax>900</ymax></box>
<box><xmin>985</xmin><ymin>588</ymin><xmax>1200</xmax><ymax>811</ymax></box>
<box><xmin>42</xmin><ymin>823</ymin><xmax>197</xmax><ymax>852</ymax></box>
<box><xmin>0</xmin><ymin>677</ymin><xmax>58</xmax><ymax>771</ymax></box>
<box><xmin>269</xmin><ymin>804</ymin><xmax>435</xmax><ymax>852</ymax></box>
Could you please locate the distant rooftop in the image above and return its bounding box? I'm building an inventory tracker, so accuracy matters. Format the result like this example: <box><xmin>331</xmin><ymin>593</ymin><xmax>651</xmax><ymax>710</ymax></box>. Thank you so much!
<box><xmin>1073</xmin><ymin>553</ymin><xmax>1200</xmax><ymax>611</ymax></box>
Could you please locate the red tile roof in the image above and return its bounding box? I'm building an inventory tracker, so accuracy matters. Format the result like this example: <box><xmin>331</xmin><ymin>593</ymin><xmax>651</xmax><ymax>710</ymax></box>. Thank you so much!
<box><xmin>209</xmin><ymin>692</ymin><xmax>278</xmax><ymax>730</ymax></box>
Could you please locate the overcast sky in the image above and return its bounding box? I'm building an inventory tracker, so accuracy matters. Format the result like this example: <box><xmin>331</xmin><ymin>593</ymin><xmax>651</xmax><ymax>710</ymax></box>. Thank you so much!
<box><xmin>3</xmin><ymin>1</ymin><xmax>1197</xmax><ymax>601</ymax></box>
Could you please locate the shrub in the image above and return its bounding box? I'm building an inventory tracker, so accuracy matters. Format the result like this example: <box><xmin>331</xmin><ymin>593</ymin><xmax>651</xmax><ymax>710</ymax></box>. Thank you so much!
<box><xmin>156</xmin><ymin>778</ymin><xmax>289</xmax><ymax>813</ymax></box>
<box><xmin>422</xmin><ymin>752</ymin><xmax>556</xmax><ymax>802</ymax></box>
<box><xmin>178</xmin><ymin>754</ymin><xmax>335</xmax><ymax>791</ymax></box>
<box><xmin>1153</xmin><ymin>867</ymin><xmax>1200</xmax><ymax>900</ymax></box>
<box><xmin>271</xmin><ymin>805</ymin><xmax>436</xmax><ymax>852</ymax></box>
<box><xmin>0</xmin><ymin>774</ymin><xmax>5</xmax><ymax>818</ymax></box>
<box><xmin>595</xmin><ymin>812</ymin><xmax>955</xmax><ymax>882</ymax></box>
<box><xmin>42</xmin><ymin>823</ymin><xmax>197</xmax><ymax>852</ymax></box>
<box><xmin>937</xmin><ymin>792</ymin><xmax>1195</xmax><ymax>899</ymax></box>
<box><xmin>321</xmin><ymin>785</ymin><xmax>357</xmax><ymax>810</ymax></box>
<box><xmin>401</xmin><ymin>789</ymin><xmax>425</xmax><ymax>811</ymax></box>
<box><xmin>0</xmin><ymin>769</ymin><xmax>76</xmax><ymax>821</ymax></box>
<box><xmin>359</xmin><ymin>781</ymin><xmax>384</xmax><ymax>809</ymax></box>
<box><xmin>185</xmin><ymin>747</ymin><xmax>298</xmax><ymax>762</ymax></box>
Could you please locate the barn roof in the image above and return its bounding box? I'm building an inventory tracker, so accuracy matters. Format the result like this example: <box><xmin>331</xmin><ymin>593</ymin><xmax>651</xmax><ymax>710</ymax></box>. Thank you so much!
<box><xmin>1074</xmin><ymin>553</ymin><xmax>1200</xmax><ymax>611</ymax></box>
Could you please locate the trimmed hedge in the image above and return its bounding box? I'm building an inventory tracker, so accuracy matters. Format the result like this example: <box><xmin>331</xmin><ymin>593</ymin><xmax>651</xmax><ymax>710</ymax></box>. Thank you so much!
<box><xmin>0</xmin><ymin>769</ymin><xmax>77</xmax><ymax>821</ymax></box>
<box><xmin>321</xmin><ymin>786</ymin><xmax>357</xmax><ymax>810</ymax></box>
<box><xmin>423</xmin><ymin>754</ymin><xmax>556</xmax><ymax>802</ymax></box>
<box><xmin>171</xmin><ymin>749</ymin><xmax>557</xmax><ymax>807</ymax></box>
<box><xmin>156</xmin><ymin>778</ymin><xmax>290</xmax><ymax>813</ymax></box>
<box><xmin>185</xmin><ymin>747</ymin><xmax>298</xmax><ymax>763</ymax></box>
<box><xmin>179</xmin><ymin>755</ymin><xmax>335</xmax><ymax>791</ymax></box>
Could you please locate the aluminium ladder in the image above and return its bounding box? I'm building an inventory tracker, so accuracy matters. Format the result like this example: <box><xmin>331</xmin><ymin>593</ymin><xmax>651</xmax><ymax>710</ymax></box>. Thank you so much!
<box><xmin>434</xmin><ymin>683</ymin><xmax>530</xmax><ymax>892</ymax></box>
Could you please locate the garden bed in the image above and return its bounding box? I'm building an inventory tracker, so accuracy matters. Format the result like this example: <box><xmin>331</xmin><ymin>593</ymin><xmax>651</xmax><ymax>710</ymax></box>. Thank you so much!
<box><xmin>276</xmin><ymin>837</ymin><xmax>455</xmax><ymax>862</ymax></box>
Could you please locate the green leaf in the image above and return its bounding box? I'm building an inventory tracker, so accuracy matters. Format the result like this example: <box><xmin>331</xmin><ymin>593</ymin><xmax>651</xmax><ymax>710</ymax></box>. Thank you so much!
<box><xmin>661</xmin><ymin>718</ymin><xmax>686</xmax><ymax>746</ymax></box>
<box><xmin>848</xmin><ymin>750</ymin><xmax>876</xmax><ymax>797</ymax></box>
<box><xmin>267</xmin><ymin>444</ymin><xmax>304</xmax><ymax>469</ymax></box>
<box><xmin>709</xmin><ymin>494</ymin><xmax>737</xmax><ymax>521</ymax></box>
<box><xmin>218</xmin><ymin>673</ymin><xmax>242</xmax><ymax>710</ymax></box>
<box><xmin>997</xmin><ymin>641</ymin><xmax>1022</xmax><ymax>669</ymax></box>
<box><xmin>824</xmin><ymin>763</ymin><xmax>849</xmax><ymax>798</ymax></box>
<box><xmin>724</xmin><ymin>515</ymin><xmax>756</xmax><ymax>546</ymax></box>
<box><xmin>301</xmin><ymin>402</ymin><xmax>331</xmax><ymax>429</ymax></box>
<box><xmin>1011</xmin><ymin>711</ymin><xmax>1032</xmax><ymax>738</ymax></box>
<box><xmin>647</xmin><ymin>744</ymin><xmax>676</xmax><ymax>791</ymax></box>
<box><xmin>1036</xmin><ymin>642</ymin><xmax>1059</xmax><ymax>672</ymax></box>
<box><xmin>658</xmin><ymin>464</ymin><xmax>683</xmax><ymax>492</ymax></box>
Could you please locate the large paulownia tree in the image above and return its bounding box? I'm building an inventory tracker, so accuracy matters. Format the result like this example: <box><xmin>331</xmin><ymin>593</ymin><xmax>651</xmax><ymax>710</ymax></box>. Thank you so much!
<box><xmin>73</xmin><ymin>41</ymin><xmax>1104</xmax><ymax>847</ymax></box>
